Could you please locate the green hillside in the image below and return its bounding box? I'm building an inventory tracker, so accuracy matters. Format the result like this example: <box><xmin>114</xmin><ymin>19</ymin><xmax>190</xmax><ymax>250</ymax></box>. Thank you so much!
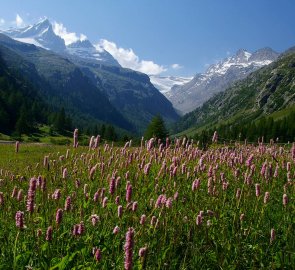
<box><xmin>173</xmin><ymin>48</ymin><xmax>295</xmax><ymax>143</ymax></box>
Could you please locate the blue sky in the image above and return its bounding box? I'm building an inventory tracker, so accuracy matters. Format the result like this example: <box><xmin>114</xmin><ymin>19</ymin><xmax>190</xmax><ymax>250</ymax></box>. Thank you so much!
<box><xmin>0</xmin><ymin>0</ymin><xmax>295</xmax><ymax>76</ymax></box>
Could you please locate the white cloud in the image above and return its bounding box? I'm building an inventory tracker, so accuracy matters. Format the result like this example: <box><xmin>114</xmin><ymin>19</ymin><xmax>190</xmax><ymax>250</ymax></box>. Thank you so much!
<box><xmin>53</xmin><ymin>22</ymin><xmax>86</xmax><ymax>45</ymax></box>
<box><xmin>0</xmin><ymin>18</ymin><xmax>5</xmax><ymax>25</ymax></box>
<box><xmin>171</xmin><ymin>63</ymin><xmax>183</xmax><ymax>70</ymax></box>
<box><xmin>15</xmin><ymin>14</ymin><xmax>24</xmax><ymax>27</ymax></box>
<box><xmin>80</xmin><ymin>33</ymin><xmax>87</xmax><ymax>41</ymax></box>
<box><xmin>96</xmin><ymin>39</ymin><xmax>166</xmax><ymax>75</ymax></box>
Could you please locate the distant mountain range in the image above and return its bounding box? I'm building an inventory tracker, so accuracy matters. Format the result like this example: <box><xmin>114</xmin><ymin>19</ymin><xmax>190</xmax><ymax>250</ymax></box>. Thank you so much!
<box><xmin>160</xmin><ymin>48</ymin><xmax>279</xmax><ymax>115</ymax></box>
<box><xmin>173</xmin><ymin>47</ymin><xmax>295</xmax><ymax>135</ymax></box>
<box><xmin>150</xmin><ymin>75</ymin><xmax>193</xmax><ymax>94</ymax></box>
<box><xmin>1</xmin><ymin>18</ymin><xmax>179</xmax><ymax>133</ymax></box>
<box><xmin>2</xmin><ymin>17</ymin><xmax>293</xmax><ymax>140</ymax></box>
<box><xmin>0</xmin><ymin>33</ymin><xmax>131</xmax><ymax>130</ymax></box>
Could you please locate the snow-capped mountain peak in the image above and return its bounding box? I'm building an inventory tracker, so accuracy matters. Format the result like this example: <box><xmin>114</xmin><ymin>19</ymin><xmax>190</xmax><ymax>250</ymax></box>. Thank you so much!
<box><xmin>166</xmin><ymin>48</ymin><xmax>279</xmax><ymax>115</ymax></box>
<box><xmin>20</xmin><ymin>18</ymin><xmax>52</xmax><ymax>38</ymax></box>
<box><xmin>0</xmin><ymin>18</ymin><xmax>120</xmax><ymax>66</ymax></box>
<box><xmin>206</xmin><ymin>48</ymin><xmax>277</xmax><ymax>76</ymax></box>
<box><xmin>2</xmin><ymin>17</ymin><xmax>66</xmax><ymax>51</ymax></box>
<box><xmin>65</xmin><ymin>39</ymin><xmax>120</xmax><ymax>66</ymax></box>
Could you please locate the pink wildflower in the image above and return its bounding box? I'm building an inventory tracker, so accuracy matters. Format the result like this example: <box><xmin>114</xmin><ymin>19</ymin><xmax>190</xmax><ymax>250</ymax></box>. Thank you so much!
<box><xmin>15</xmin><ymin>141</ymin><xmax>20</xmax><ymax>153</ymax></box>
<box><xmin>126</xmin><ymin>184</ymin><xmax>132</xmax><ymax>202</ymax></box>
<box><xmin>91</xmin><ymin>214</ymin><xmax>100</xmax><ymax>226</ymax></box>
<box><xmin>46</xmin><ymin>226</ymin><xmax>53</xmax><ymax>241</ymax></box>
<box><xmin>118</xmin><ymin>205</ymin><xmax>123</xmax><ymax>218</ymax></box>
<box><xmin>283</xmin><ymin>194</ymin><xmax>288</xmax><ymax>206</ymax></box>
<box><xmin>132</xmin><ymin>201</ymin><xmax>138</xmax><ymax>212</ymax></box>
<box><xmin>264</xmin><ymin>192</ymin><xmax>270</xmax><ymax>204</ymax></box>
<box><xmin>113</xmin><ymin>225</ymin><xmax>120</xmax><ymax>234</ymax></box>
<box><xmin>196</xmin><ymin>214</ymin><xmax>202</xmax><ymax>226</ymax></box>
<box><xmin>64</xmin><ymin>196</ymin><xmax>71</xmax><ymax>211</ymax></box>
<box><xmin>255</xmin><ymin>183</ymin><xmax>261</xmax><ymax>197</ymax></box>
<box><xmin>55</xmin><ymin>209</ymin><xmax>63</xmax><ymax>225</ymax></box>
<box><xmin>139</xmin><ymin>247</ymin><xmax>147</xmax><ymax>258</ymax></box>
<box><xmin>140</xmin><ymin>214</ymin><xmax>146</xmax><ymax>225</ymax></box>
<box><xmin>15</xmin><ymin>211</ymin><xmax>24</xmax><ymax>229</ymax></box>
<box><xmin>73</xmin><ymin>128</ymin><xmax>78</xmax><ymax>148</ymax></box>
<box><xmin>94</xmin><ymin>248</ymin><xmax>102</xmax><ymax>262</ymax></box>
<box><xmin>124</xmin><ymin>228</ymin><xmax>134</xmax><ymax>270</ymax></box>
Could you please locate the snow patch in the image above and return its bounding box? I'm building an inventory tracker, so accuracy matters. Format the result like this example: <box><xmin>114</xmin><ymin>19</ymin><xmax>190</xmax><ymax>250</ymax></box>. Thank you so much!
<box><xmin>150</xmin><ymin>75</ymin><xmax>193</xmax><ymax>94</ymax></box>
<box><xmin>14</xmin><ymin>37</ymin><xmax>49</xmax><ymax>49</ymax></box>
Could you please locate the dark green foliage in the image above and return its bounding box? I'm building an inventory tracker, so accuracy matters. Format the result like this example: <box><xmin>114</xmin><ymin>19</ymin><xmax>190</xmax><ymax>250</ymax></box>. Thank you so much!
<box><xmin>0</xmin><ymin>34</ymin><xmax>133</xmax><ymax>132</ymax></box>
<box><xmin>68</xmin><ymin>55</ymin><xmax>179</xmax><ymax>133</ymax></box>
<box><xmin>192</xmin><ymin>107</ymin><xmax>295</xmax><ymax>147</ymax></box>
<box><xmin>144</xmin><ymin>115</ymin><xmax>168</xmax><ymax>140</ymax></box>
<box><xmin>0</xmin><ymin>53</ymin><xmax>48</xmax><ymax>134</ymax></box>
<box><xmin>51</xmin><ymin>107</ymin><xmax>73</xmax><ymax>133</ymax></box>
<box><xmin>0</xmin><ymin>33</ymin><xmax>179</xmax><ymax>136</ymax></box>
<box><xmin>105</xmin><ymin>125</ymin><xmax>117</xmax><ymax>141</ymax></box>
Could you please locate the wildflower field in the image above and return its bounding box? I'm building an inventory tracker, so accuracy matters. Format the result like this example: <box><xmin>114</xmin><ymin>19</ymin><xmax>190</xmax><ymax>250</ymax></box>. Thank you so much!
<box><xmin>0</xmin><ymin>136</ymin><xmax>294</xmax><ymax>269</ymax></box>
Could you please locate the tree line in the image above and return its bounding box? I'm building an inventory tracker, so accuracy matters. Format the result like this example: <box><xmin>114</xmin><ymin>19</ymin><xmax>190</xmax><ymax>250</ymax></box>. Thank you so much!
<box><xmin>192</xmin><ymin>109</ymin><xmax>295</xmax><ymax>147</ymax></box>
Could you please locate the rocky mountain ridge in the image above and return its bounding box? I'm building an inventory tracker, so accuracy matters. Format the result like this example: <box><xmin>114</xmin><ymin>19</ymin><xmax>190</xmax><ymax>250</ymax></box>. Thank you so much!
<box><xmin>168</xmin><ymin>48</ymin><xmax>279</xmax><ymax>114</ymax></box>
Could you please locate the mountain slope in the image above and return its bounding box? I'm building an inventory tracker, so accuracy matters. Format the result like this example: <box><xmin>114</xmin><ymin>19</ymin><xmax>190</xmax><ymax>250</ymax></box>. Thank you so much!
<box><xmin>0</xmin><ymin>50</ymin><xmax>49</xmax><ymax>134</ymax></box>
<box><xmin>169</xmin><ymin>48</ymin><xmax>279</xmax><ymax>115</ymax></box>
<box><xmin>2</xmin><ymin>19</ymin><xmax>179</xmax><ymax>133</ymax></box>
<box><xmin>0</xmin><ymin>33</ymin><xmax>132</xmax><ymax>130</ymax></box>
<box><xmin>174</xmin><ymin>48</ymin><xmax>295</xmax><ymax>134</ymax></box>
<box><xmin>69</xmin><ymin>55</ymin><xmax>179</xmax><ymax>132</ymax></box>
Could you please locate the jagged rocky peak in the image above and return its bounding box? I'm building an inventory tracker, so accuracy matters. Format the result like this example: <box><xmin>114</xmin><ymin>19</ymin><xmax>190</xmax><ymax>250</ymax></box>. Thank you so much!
<box><xmin>249</xmin><ymin>47</ymin><xmax>279</xmax><ymax>62</ymax></box>
<box><xmin>15</xmin><ymin>18</ymin><xmax>53</xmax><ymax>38</ymax></box>
<box><xmin>234</xmin><ymin>49</ymin><xmax>252</xmax><ymax>62</ymax></box>
<box><xmin>67</xmin><ymin>39</ymin><xmax>95</xmax><ymax>49</ymax></box>
<box><xmin>1</xmin><ymin>17</ymin><xmax>66</xmax><ymax>52</ymax></box>
<box><xmin>166</xmin><ymin>47</ymin><xmax>279</xmax><ymax>115</ymax></box>
<box><xmin>30</xmin><ymin>17</ymin><xmax>51</xmax><ymax>32</ymax></box>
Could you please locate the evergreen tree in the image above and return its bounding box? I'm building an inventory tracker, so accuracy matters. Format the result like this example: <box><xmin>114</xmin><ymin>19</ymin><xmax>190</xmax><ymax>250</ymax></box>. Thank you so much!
<box><xmin>105</xmin><ymin>125</ymin><xmax>117</xmax><ymax>141</ymax></box>
<box><xmin>144</xmin><ymin>115</ymin><xmax>168</xmax><ymax>141</ymax></box>
<box><xmin>100</xmin><ymin>124</ymin><xmax>106</xmax><ymax>139</ymax></box>
<box><xmin>15</xmin><ymin>105</ymin><xmax>30</xmax><ymax>135</ymax></box>
<box><xmin>53</xmin><ymin>107</ymin><xmax>66</xmax><ymax>133</ymax></box>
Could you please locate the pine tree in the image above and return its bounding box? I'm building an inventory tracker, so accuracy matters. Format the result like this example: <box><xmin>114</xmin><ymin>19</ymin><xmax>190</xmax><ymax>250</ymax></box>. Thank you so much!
<box><xmin>144</xmin><ymin>115</ymin><xmax>168</xmax><ymax>141</ymax></box>
<box><xmin>54</xmin><ymin>107</ymin><xmax>66</xmax><ymax>133</ymax></box>
<box><xmin>105</xmin><ymin>125</ymin><xmax>117</xmax><ymax>141</ymax></box>
<box><xmin>15</xmin><ymin>105</ymin><xmax>30</xmax><ymax>135</ymax></box>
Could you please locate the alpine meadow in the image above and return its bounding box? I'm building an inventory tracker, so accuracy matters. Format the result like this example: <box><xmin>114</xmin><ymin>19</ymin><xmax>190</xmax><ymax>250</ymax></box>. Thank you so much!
<box><xmin>0</xmin><ymin>1</ymin><xmax>294</xmax><ymax>269</ymax></box>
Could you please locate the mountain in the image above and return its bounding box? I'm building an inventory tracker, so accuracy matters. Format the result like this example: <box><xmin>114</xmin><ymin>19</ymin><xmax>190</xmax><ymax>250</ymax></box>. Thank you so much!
<box><xmin>66</xmin><ymin>39</ymin><xmax>120</xmax><ymax>67</ymax></box>
<box><xmin>1</xmin><ymin>19</ymin><xmax>179</xmax><ymax>133</ymax></box>
<box><xmin>0</xmin><ymin>49</ymin><xmax>49</xmax><ymax>134</ymax></box>
<box><xmin>70</xmin><ymin>58</ymin><xmax>179</xmax><ymax>132</ymax></box>
<box><xmin>150</xmin><ymin>75</ymin><xmax>193</xmax><ymax>94</ymax></box>
<box><xmin>1</xmin><ymin>18</ymin><xmax>120</xmax><ymax>66</ymax></box>
<box><xmin>0</xmin><ymin>33</ymin><xmax>132</xmax><ymax>131</ymax></box>
<box><xmin>169</xmin><ymin>48</ymin><xmax>279</xmax><ymax>115</ymax></box>
<box><xmin>173</xmin><ymin>47</ymin><xmax>295</xmax><ymax>135</ymax></box>
<box><xmin>2</xmin><ymin>18</ymin><xmax>66</xmax><ymax>52</ymax></box>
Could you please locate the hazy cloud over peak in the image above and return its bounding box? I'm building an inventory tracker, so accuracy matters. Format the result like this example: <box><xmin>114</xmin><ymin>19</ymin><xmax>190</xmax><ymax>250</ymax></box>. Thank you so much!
<box><xmin>53</xmin><ymin>22</ymin><xmax>87</xmax><ymax>45</ymax></box>
<box><xmin>96</xmin><ymin>39</ymin><xmax>166</xmax><ymax>75</ymax></box>
<box><xmin>15</xmin><ymin>14</ymin><xmax>24</xmax><ymax>27</ymax></box>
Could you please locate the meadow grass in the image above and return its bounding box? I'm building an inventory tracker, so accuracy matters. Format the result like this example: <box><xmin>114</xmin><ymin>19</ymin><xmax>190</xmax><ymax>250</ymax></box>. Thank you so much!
<box><xmin>0</xmin><ymin>141</ymin><xmax>294</xmax><ymax>269</ymax></box>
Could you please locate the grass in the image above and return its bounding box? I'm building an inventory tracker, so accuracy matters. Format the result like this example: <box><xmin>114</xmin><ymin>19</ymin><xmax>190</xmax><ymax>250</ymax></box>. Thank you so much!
<box><xmin>0</xmin><ymin>141</ymin><xmax>294</xmax><ymax>269</ymax></box>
